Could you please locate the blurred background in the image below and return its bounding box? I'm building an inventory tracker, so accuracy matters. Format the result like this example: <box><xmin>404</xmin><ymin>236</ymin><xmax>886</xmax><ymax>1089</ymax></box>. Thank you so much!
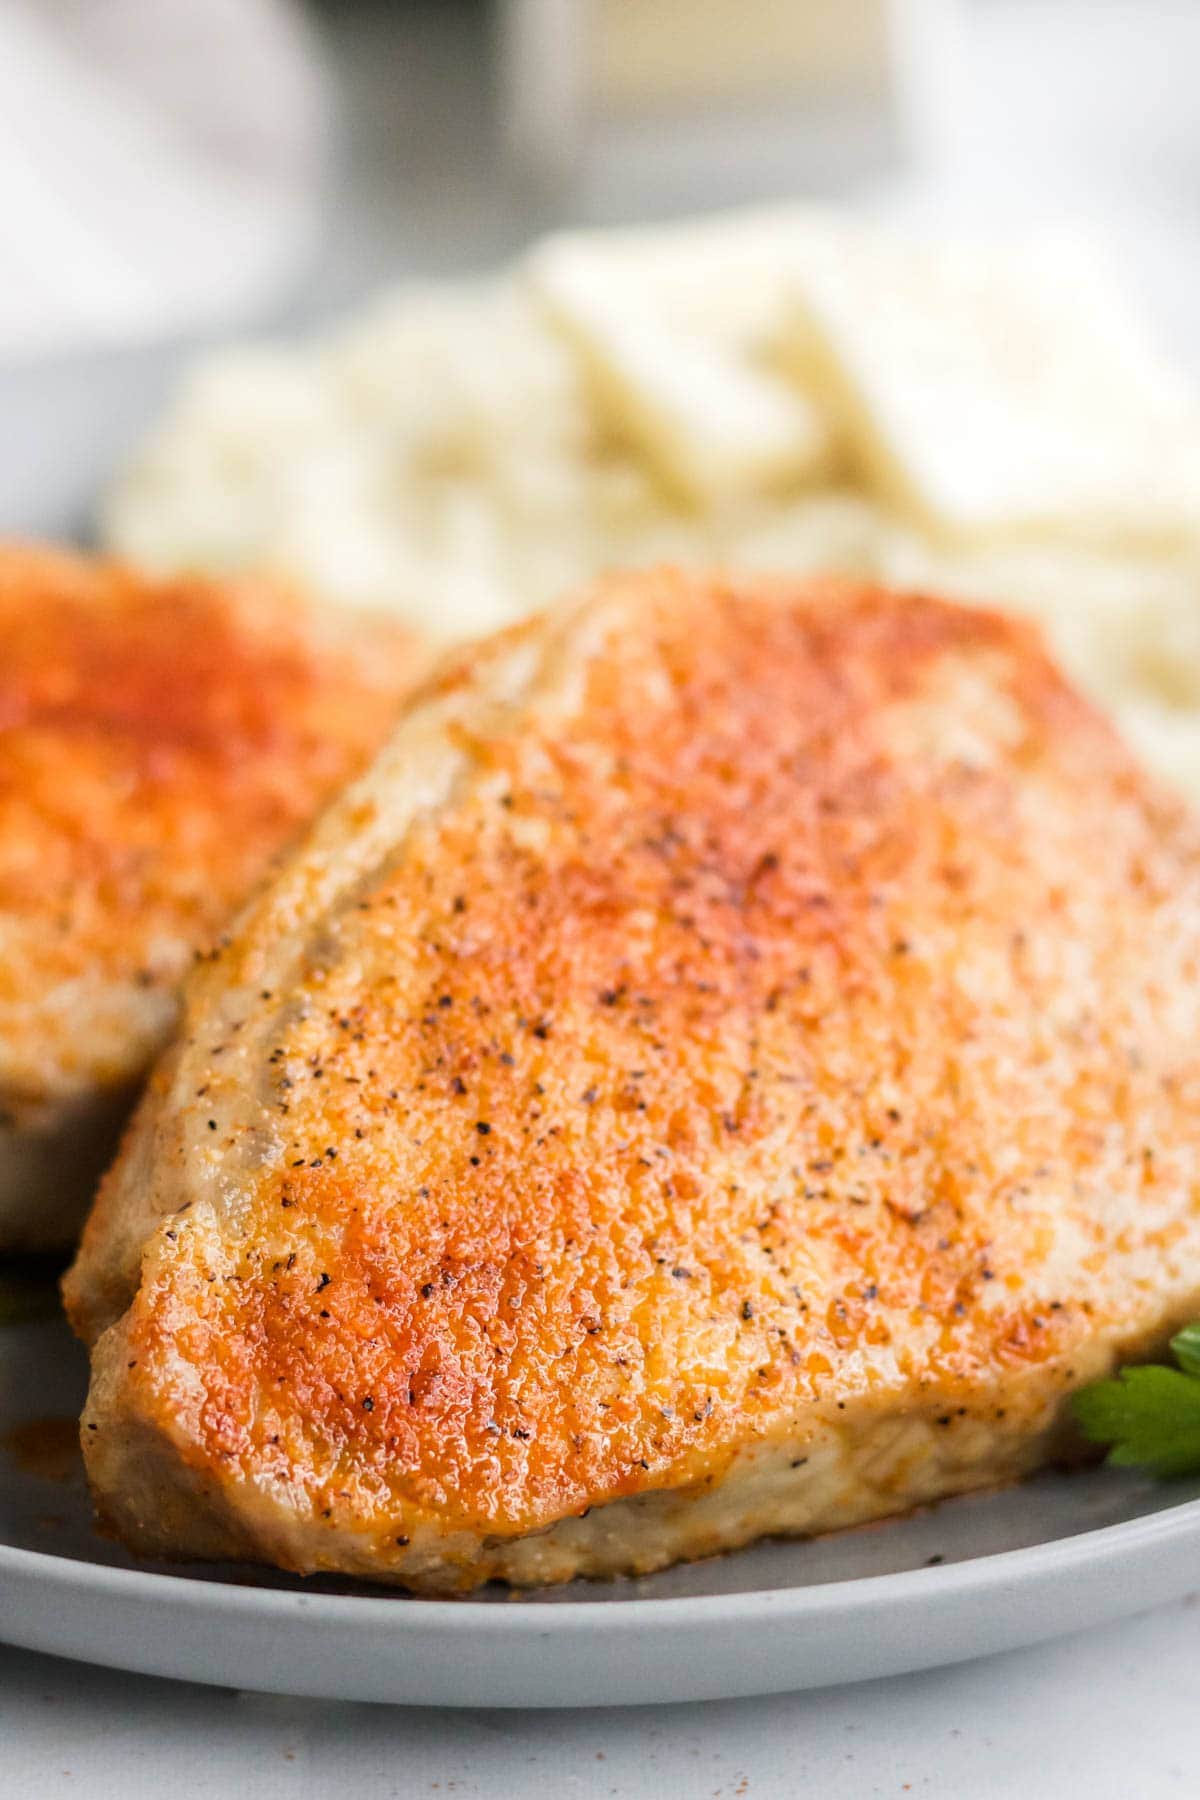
<box><xmin>2</xmin><ymin>0</ymin><xmax>1198</xmax><ymax>357</ymax></box>
<box><xmin>4</xmin><ymin>0</ymin><xmax>1199</xmax><ymax>542</ymax></box>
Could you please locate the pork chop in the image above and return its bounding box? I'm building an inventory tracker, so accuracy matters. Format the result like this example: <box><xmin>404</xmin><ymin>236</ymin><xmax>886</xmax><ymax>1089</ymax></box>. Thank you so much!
<box><xmin>65</xmin><ymin>570</ymin><xmax>1200</xmax><ymax>1588</ymax></box>
<box><xmin>0</xmin><ymin>544</ymin><xmax>416</xmax><ymax>1249</ymax></box>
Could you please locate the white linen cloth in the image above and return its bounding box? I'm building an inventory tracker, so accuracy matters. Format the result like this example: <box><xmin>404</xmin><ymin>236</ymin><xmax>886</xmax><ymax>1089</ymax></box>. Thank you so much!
<box><xmin>0</xmin><ymin>0</ymin><xmax>332</xmax><ymax>361</ymax></box>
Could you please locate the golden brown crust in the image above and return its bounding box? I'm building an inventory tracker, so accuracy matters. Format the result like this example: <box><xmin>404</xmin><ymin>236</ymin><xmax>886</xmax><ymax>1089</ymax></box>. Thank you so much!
<box><xmin>0</xmin><ymin>543</ymin><xmax>416</xmax><ymax>1106</ymax></box>
<box><xmin>0</xmin><ymin>543</ymin><xmax>418</xmax><ymax>1246</ymax></box>
<box><xmin>67</xmin><ymin>571</ymin><xmax>1200</xmax><ymax>1586</ymax></box>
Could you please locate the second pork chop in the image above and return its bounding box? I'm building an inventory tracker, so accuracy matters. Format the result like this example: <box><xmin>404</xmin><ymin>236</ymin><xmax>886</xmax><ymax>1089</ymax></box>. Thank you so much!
<box><xmin>0</xmin><ymin>544</ymin><xmax>418</xmax><ymax>1248</ymax></box>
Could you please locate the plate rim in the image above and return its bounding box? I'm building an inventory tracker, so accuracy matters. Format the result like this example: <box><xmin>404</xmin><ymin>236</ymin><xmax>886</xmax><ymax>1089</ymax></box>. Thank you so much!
<box><xmin>4</xmin><ymin>1483</ymin><xmax>1200</xmax><ymax>1632</ymax></box>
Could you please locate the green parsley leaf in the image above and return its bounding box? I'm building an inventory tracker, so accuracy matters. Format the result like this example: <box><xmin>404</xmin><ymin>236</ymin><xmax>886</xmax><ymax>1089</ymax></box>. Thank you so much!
<box><xmin>1074</xmin><ymin>1337</ymin><xmax>1200</xmax><ymax>1479</ymax></box>
<box><xmin>1169</xmin><ymin>1322</ymin><xmax>1200</xmax><ymax>1379</ymax></box>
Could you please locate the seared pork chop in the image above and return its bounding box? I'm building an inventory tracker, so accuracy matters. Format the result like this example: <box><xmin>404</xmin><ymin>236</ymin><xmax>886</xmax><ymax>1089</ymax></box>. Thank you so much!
<box><xmin>0</xmin><ymin>545</ymin><xmax>416</xmax><ymax>1248</ymax></box>
<box><xmin>66</xmin><ymin>571</ymin><xmax>1200</xmax><ymax>1588</ymax></box>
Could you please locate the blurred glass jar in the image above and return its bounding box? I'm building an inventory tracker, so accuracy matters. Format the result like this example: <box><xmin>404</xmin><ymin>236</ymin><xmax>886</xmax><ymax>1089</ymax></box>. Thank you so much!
<box><xmin>497</xmin><ymin>0</ymin><xmax>966</xmax><ymax>209</ymax></box>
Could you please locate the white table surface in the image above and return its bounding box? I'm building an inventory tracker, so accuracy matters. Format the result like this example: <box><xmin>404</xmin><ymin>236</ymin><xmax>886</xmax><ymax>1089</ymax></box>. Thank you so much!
<box><xmin>4</xmin><ymin>1595</ymin><xmax>1199</xmax><ymax>1798</ymax></box>
<box><xmin>6</xmin><ymin>3</ymin><xmax>1200</xmax><ymax>1792</ymax></box>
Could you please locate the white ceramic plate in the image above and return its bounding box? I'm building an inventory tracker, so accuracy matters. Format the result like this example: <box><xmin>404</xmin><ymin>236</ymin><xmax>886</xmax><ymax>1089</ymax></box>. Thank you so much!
<box><xmin>3</xmin><ymin>337</ymin><xmax>1200</xmax><ymax>1709</ymax></box>
<box><xmin>3</xmin><ymin>1310</ymin><xmax>1200</xmax><ymax>1707</ymax></box>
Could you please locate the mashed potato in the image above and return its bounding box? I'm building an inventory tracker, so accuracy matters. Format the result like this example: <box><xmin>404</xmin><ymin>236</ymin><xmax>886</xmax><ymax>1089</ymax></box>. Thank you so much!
<box><xmin>102</xmin><ymin>206</ymin><xmax>1200</xmax><ymax>801</ymax></box>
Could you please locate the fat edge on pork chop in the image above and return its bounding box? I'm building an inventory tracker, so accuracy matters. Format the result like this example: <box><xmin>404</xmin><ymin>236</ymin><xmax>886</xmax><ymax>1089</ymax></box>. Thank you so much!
<box><xmin>0</xmin><ymin>543</ymin><xmax>417</xmax><ymax>1250</ymax></box>
<box><xmin>65</xmin><ymin>569</ymin><xmax>1200</xmax><ymax>1590</ymax></box>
